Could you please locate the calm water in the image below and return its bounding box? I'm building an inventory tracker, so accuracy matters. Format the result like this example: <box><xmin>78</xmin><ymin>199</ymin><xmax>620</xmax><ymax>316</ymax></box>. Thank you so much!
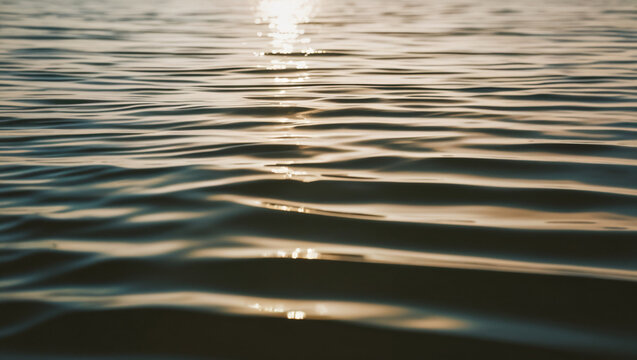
<box><xmin>1</xmin><ymin>0</ymin><xmax>637</xmax><ymax>358</ymax></box>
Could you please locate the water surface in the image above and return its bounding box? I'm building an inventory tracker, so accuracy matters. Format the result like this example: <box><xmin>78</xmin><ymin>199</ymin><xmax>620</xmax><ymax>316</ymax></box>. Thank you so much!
<box><xmin>1</xmin><ymin>0</ymin><xmax>637</xmax><ymax>358</ymax></box>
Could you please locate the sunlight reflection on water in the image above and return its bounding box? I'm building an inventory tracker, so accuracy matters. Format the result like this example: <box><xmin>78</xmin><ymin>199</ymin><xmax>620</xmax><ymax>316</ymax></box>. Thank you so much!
<box><xmin>255</xmin><ymin>0</ymin><xmax>318</xmax><ymax>54</ymax></box>
<box><xmin>255</xmin><ymin>0</ymin><xmax>319</xmax><ymax>86</ymax></box>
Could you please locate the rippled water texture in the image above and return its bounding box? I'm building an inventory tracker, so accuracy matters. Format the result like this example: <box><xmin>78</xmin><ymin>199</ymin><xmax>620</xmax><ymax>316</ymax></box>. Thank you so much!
<box><xmin>1</xmin><ymin>0</ymin><xmax>637</xmax><ymax>358</ymax></box>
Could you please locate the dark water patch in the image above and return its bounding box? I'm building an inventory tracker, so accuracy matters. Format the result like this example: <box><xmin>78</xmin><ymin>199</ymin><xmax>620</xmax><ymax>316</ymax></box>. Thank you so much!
<box><xmin>290</xmin><ymin>155</ymin><xmax>637</xmax><ymax>189</ymax></box>
<box><xmin>466</xmin><ymin>142</ymin><xmax>637</xmax><ymax>160</ymax></box>
<box><xmin>1</xmin><ymin>303</ymin><xmax>620</xmax><ymax>360</ymax></box>
<box><xmin>212</xmin><ymin>178</ymin><xmax>637</xmax><ymax>215</ymax></box>
<box><xmin>216</xmin><ymin>207</ymin><xmax>637</xmax><ymax>266</ymax></box>
<box><xmin>481</xmin><ymin>93</ymin><xmax>636</xmax><ymax>103</ymax></box>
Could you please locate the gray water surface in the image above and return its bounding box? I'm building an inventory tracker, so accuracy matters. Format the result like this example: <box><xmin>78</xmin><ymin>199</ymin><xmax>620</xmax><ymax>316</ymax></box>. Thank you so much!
<box><xmin>1</xmin><ymin>0</ymin><xmax>637</xmax><ymax>358</ymax></box>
